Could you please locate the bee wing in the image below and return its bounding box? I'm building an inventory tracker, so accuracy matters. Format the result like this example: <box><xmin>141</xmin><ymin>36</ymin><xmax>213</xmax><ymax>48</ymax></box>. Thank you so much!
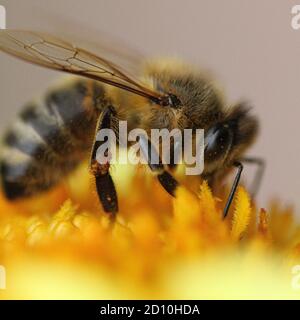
<box><xmin>0</xmin><ymin>30</ymin><xmax>163</xmax><ymax>102</ymax></box>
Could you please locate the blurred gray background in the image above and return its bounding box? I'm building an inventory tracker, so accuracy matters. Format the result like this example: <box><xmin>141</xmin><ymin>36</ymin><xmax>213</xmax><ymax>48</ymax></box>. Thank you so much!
<box><xmin>0</xmin><ymin>0</ymin><xmax>299</xmax><ymax>212</ymax></box>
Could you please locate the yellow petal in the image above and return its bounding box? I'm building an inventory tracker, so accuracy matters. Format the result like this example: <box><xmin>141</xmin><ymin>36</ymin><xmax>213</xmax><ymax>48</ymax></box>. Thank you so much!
<box><xmin>173</xmin><ymin>186</ymin><xmax>201</xmax><ymax>225</ymax></box>
<box><xmin>231</xmin><ymin>187</ymin><xmax>251</xmax><ymax>241</ymax></box>
<box><xmin>199</xmin><ymin>181</ymin><xmax>216</xmax><ymax>212</ymax></box>
<box><xmin>258</xmin><ymin>208</ymin><xmax>271</xmax><ymax>240</ymax></box>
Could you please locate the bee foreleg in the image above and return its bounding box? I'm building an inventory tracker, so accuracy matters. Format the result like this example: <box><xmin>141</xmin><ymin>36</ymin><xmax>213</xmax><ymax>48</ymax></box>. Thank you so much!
<box><xmin>139</xmin><ymin>134</ymin><xmax>179</xmax><ymax>196</ymax></box>
<box><xmin>240</xmin><ymin>156</ymin><xmax>265</xmax><ymax>198</ymax></box>
<box><xmin>223</xmin><ymin>161</ymin><xmax>243</xmax><ymax>218</ymax></box>
<box><xmin>90</xmin><ymin>106</ymin><xmax>118</xmax><ymax>218</ymax></box>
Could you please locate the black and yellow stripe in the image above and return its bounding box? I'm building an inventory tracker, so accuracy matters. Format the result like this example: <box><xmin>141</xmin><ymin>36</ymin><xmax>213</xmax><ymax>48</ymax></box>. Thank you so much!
<box><xmin>0</xmin><ymin>79</ymin><xmax>106</xmax><ymax>199</ymax></box>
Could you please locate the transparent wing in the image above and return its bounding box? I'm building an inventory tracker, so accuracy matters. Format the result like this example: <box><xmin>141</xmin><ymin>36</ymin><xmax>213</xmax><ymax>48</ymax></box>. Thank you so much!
<box><xmin>0</xmin><ymin>30</ymin><xmax>163</xmax><ymax>102</ymax></box>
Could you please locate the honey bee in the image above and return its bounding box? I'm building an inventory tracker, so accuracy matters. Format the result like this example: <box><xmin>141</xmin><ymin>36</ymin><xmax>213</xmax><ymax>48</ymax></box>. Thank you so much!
<box><xmin>0</xmin><ymin>30</ymin><xmax>264</xmax><ymax>219</ymax></box>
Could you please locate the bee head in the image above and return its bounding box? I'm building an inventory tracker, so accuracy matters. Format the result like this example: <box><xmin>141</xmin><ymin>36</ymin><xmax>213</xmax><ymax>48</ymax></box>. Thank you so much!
<box><xmin>204</xmin><ymin>102</ymin><xmax>259</xmax><ymax>169</ymax></box>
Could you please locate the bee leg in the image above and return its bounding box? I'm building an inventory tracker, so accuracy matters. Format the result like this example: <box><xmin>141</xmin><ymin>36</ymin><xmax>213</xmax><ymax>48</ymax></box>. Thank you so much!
<box><xmin>90</xmin><ymin>106</ymin><xmax>118</xmax><ymax>219</ymax></box>
<box><xmin>139</xmin><ymin>134</ymin><xmax>179</xmax><ymax>196</ymax></box>
<box><xmin>223</xmin><ymin>161</ymin><xmax>243</xmax><ymax>218</ymax></box>
<box><xmin>241</xmin><ymin>157</ymin><xmax>265</xmax><ymax>198</ymax></box>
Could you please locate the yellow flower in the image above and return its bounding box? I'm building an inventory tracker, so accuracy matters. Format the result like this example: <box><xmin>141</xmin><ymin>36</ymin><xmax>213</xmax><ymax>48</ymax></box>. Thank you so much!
<box><xmin>0</xmin><ymin>162</ymin><xmax>300</xmax><ymax>299</ymax></box>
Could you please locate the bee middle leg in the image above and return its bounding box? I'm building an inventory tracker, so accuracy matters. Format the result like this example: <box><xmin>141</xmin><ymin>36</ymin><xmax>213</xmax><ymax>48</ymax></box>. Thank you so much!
<box><xmin>90</xmin><ymin>106</ymin><xmax>118</xmax><ymax>218</ymax></box>
<box><xmin>139</xmin><ymin>134</ymin><xmax>179</xmax><ymax>196</ymax></box>
<box><xmin>222</xmin><ymin>157</ymin><xmax>265</xmax><ymax>218</ymax></box>
<box><xmin>204</xmin><ymin>163</ymin><xmax>244</xmax><ymax>218</ymax></box>
<box><xmin>208</xmin><ymin>157</ymin><xmax>264</xmax><ymax>218</ymax></box>
<box><xmin>223</xmin><ymin>161</ymin><xmax>243</xmax><ymax>218</ymax></box>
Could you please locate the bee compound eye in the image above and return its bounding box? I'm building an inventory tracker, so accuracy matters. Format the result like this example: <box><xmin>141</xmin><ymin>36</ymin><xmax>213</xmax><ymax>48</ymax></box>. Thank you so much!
<box><xmin>205</xmin><ymin>124</ymin><xmax>233</xmax><ymax>161</ymax></box>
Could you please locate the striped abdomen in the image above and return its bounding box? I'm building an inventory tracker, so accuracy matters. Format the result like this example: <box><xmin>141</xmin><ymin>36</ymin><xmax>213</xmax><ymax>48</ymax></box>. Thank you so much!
<box><xmin>0</xmin><ymin>79</ymin><xmax>105</xmax><ymax>199</ymax></box>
